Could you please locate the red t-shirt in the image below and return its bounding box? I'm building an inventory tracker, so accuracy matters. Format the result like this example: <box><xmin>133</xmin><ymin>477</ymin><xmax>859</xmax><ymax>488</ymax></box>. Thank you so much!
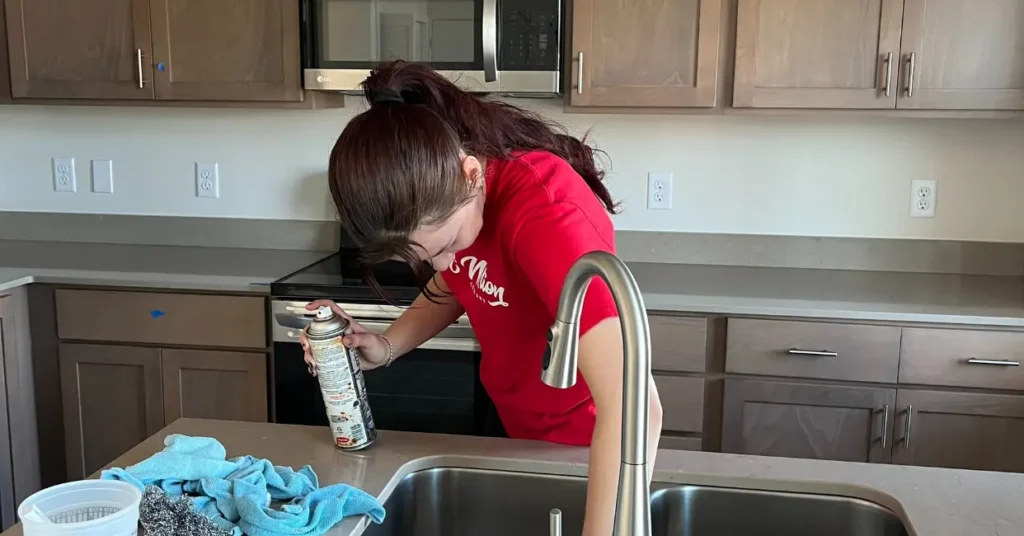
<box><xmin>441</xmin><ymin>151</ymin><xmax>619</xmax><ymax>446</ymax></box>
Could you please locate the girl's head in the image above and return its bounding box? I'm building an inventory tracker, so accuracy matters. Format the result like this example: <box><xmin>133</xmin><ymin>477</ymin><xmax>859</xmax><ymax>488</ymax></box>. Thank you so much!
<box><xmin>328</xmin><ymin>60</ymin><xmax>616</xmax><ymax>279</ymax></box>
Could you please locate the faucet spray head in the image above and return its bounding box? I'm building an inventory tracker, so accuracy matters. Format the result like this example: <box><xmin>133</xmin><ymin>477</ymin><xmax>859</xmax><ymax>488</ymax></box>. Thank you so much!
<box><xmin>540</xmin><ymin>319</ymin><xmax>580</xmax><ymax>389</ymax></box>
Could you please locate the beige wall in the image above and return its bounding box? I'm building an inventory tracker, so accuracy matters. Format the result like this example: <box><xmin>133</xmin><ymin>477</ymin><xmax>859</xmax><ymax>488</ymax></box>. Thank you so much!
<box><xmin>2</xmin><ymin>100</ymin><xmax>1024</xmax><ymax>242</ymax></box>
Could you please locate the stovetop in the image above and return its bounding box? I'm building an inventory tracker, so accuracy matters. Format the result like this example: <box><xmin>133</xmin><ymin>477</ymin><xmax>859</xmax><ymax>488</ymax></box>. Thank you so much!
<box><xmin>271</xmin><ymin>251</ymin><xmax>423</xmax><ymax>304</ymax></box>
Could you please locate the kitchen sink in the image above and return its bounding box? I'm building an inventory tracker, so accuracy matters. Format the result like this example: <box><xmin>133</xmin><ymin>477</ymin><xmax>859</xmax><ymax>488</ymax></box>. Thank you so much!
<box><xmin>361</xmin><ymin>467</ymin><xmax>909</xmax><ymax>536</ymax></box>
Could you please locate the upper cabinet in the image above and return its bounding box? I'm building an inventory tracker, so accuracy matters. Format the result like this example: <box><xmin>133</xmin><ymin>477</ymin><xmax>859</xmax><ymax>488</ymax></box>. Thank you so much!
<box><xmin>733</xmin><ymin>0</ymin><xmax>1024</xmax><ymax>111</ymax></box>
<box><xmin>5</xmin><ymin>0</ymin><xmax>154</xmax><ymax>100</ymax></box>
<box><xmin>0</xmin><ymin>2</ymin><xmax>10</xmax><ymax>102</ymax></box>
<box><xmin>733</xmin><ymin>0</ymin><xmax>905</xmax><ymax>109</ymax></box>
<box><xmin>898</xmin><ymin>0</ymin><xmax>1024</xmax><ymax>111</ymax></box>
<box><xmin>569</xmin><ymin>0</ymin><xmax>724</xmax><ymax>107</ymax></box>
<box><xmin>149</xmin><ymin>0</ymin><xmax>302</xmax><ymax>102</ymax></box>
<box><xmin>2</xmin><ymin>0</ymin><xmax>340</xmax><ymax>108</ymax></box>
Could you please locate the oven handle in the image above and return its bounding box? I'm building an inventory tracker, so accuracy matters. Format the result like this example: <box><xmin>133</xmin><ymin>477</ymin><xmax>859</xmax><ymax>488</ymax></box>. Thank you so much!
<box><xmin>272</xmin><ymin>311</ymin><xmax>479</xmax><ymax>352</ymax></box>
<box><xmin>482</xmin><ymin>0</ymin><xmax>498</xmax><ymax>82</ymax></box>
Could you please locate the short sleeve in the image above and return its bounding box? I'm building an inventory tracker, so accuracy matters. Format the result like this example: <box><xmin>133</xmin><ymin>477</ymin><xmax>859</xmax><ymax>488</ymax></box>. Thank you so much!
<box><xmin>511</xmin><ymin>202</ymin><xmax>619</xmax><ymax>336</ymax></box>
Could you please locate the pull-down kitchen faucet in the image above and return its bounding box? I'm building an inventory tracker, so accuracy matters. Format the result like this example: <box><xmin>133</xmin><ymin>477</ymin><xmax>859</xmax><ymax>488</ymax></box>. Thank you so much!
<box><xmin>541</xmin><ymin>250</ymin><xmax>652</xmax><ymax>536</ymax></box>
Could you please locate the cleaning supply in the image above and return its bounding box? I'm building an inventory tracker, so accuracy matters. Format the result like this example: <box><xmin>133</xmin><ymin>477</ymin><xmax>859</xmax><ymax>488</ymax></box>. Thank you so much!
<box><xmin>17</xmin><ymin>480</ymin><xmax>141</xmax><ymax>536</ymax></box>
<box><xmin>140</xmin><ymin>485</ymin><xmax>232</xmax><ymax>536</ymax></box>
<box><xmin>100</xmin><ymin>434</ymin><xmax>385</xmax><ymax>536</ymax></box>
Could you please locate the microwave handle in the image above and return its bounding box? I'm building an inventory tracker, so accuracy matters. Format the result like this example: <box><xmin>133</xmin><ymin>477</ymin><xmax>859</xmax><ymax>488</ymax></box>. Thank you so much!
<box><xmin>482</xmin><ymin>0</ymin><xmax>498</xmax><ymax>82</ymax></box>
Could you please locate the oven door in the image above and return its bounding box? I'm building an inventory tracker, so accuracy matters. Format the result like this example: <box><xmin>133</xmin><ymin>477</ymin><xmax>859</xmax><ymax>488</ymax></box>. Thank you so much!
<box><xmin>301</xmin><ymin>0</ymin><xmax>562</xmax><ymax>94</ymax></box>
<box><xmin>272</xmin><ymin>300</ymin><xmax>495</xmax><ymax>436</ymax></box>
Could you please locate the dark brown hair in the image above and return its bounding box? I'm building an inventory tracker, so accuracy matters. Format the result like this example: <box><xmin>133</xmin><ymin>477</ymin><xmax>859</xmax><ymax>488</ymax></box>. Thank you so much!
<box><xmin>328</xmin><ymin>60</ymin><xmax>616</xmax><ymax>288</ymax></box>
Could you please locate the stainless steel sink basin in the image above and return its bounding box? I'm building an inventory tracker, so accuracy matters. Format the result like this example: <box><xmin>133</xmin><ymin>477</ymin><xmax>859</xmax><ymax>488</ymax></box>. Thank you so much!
<box><xmin>362</xmin><ymin>467</ymin><xmax>909</xmax><ymax>536</ymax></box>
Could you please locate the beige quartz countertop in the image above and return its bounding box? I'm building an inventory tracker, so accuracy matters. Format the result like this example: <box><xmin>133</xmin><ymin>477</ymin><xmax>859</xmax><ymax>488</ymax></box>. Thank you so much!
<box><xmin>0</xmin><ymin>240</ymin><xmax>330</xmax><ymax>294</ymax></box>
<box><xmin>2</xmin><ymin>418</ymin><xmax>1020</xmax><ymax>536</ymax></box>
<box><xmin>1</xmin><ymin>239</ymin><xmax>1023</xmax><ymax>326</ymax></box>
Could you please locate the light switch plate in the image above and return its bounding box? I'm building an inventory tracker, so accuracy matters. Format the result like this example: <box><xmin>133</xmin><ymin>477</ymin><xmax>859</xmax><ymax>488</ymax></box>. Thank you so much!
<box><xmin>52</xmin><ymin>157</ymin><xmax>76</xmax><ymax>193</ymax></box>
<box><xmin>91</xmin><ymin>160</ymin><xmax>113</xmax><ymax>193</ymax></box>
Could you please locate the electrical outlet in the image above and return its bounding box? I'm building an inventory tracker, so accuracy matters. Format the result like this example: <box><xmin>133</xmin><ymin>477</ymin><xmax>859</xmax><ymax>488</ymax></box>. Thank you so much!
<box><xmin>647</xmin><ymin>172</ymin><xmax>673</xmax><ymax>210</ymax></box>
<box><xmin>195</xmin><ymin>162</ymin><xmax>220</xmax><ymax>198</ymax></box>
<box><xmin>910</xmin><ymin>179</ymin><xmax>937</xmax><ymax>218</ymax></box>
<box><xmin>52</xmin><ymin>157</ymin><xmax>76</xmax><ymax>193</ymax></box>
<box><xmin>91</xmin><ymin>160</ymin><xmax>113</xmax><ymax>193</ymax></box>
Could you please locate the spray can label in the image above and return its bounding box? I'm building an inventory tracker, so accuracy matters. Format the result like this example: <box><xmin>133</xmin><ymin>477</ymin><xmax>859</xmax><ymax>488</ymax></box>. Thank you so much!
<box><xmin>307</xmin><ymin>334</ymin><xmax>377</xmax><ymax>450</ymax></box>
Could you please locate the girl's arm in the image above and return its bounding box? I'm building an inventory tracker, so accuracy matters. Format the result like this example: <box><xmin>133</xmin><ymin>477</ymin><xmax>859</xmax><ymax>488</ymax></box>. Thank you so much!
<box><xmin>578</xmin><ymin>317</ymin><xmax>664</xmax><ymax>536</ymax></box>
<box><xmin>383</xmin><ymin>274</ymin><xmax>465</xmax><ymax>357</ymax></box>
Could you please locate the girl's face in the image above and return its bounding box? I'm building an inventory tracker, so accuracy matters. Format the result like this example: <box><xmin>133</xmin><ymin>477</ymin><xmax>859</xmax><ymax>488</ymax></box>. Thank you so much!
<box><xmin>407</xmin><ymin>155</ymin><xmax>487</xmax><ymax>272</ymax></box>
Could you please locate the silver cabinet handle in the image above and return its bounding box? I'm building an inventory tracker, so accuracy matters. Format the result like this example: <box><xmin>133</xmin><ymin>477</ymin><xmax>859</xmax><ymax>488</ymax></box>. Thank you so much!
<box><xmin>967</xmin><ymin>358</ymin><xmax>1020</xmax><ymax>366</ymax></box>
<box><xmin>905</xmin><ymin>52</ymin><xmax>916</xmax><ymax>97</ymax></box>
<box><xmin>481</xmin><ymin>0</ymin><xmax>498</xmax><ymax>83</ymax></box>
<box><xmin>136</xmin><ymin>49</ymin><xmax>146</xmax><ymax>89</ymax></box>
<box><xmin>787</xmin><ymin>349</ymin><xmax>838</xmax><ymax>357</ymax></box>
<box><xmin>576</xmin><ymin>52</ymin><xmax>584</xmax><ymax>95</ymax></box>
<box><xmin>550</xmin><ymin>508</ymin><xmax>562</xmax><ymax>536</ymax></box>
<box><xmin>882</xmin><ymin>52</ymin><xmax>894</xmax><ymax>97</ymax></box>
<box><xmin>902</xmin><ymin>406</ymin><xmax>914</xmax><ymax>450</ymax></box>
<box><xmin>879</xmin><ymin>404</ymin><xmax>890</xmax><ymax>450</ymax></box>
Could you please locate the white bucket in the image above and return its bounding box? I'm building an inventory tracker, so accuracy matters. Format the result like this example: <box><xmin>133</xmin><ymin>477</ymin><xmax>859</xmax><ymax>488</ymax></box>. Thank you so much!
<box><xmin>17</xmin><ymin>480</ymin><xmax>141</xmax><ymax>536</ymax></box>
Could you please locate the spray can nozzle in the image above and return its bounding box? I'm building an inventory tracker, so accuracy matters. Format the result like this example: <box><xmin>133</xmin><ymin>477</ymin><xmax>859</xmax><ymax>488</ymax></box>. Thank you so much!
<box><xmin>315</xmin><ymin>306</ymin><xmax>334</xmax><ymax>321</ymax></box>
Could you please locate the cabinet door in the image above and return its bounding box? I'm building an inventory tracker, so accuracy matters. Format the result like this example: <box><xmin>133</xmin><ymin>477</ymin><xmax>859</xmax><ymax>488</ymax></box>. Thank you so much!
<box><xmin>0</xmin><ymin>297</ymin><xmax>16</xmax><ymax>529</ymax></box>
<box><xmin>0</xmin><ymin>2</ymin><xmax>11</xmax><ymax>103</ymax></box>
<box><xmin>898</xmin><ymin>0</ymin><xmax>1024</xmax><ymax>110</ymax></box>
<box><xmin>161</xmin><ymin>349</ymin><xmax>268</xmax><ymax>424</ymax></box>
<box><xmin>59</xmin><ymin>344</ymin><xmax>163</xmax><ymax>479</ymax></box>
<box><xmin>570</xmin><ymin>0</ymin><xmax>723</xmax><ymax>107</ymax></box>
<box><xmin>733</xmin><ymin>0</ymin><xmax>905</xmax><ymax>108</ymax></box>
<box><xmin>150</xmin><ymin>0</ymin><xmax>302</xmax><ymax>101</ymax></box>
<box><xmin>3</xmin><ymin>0</ymin><xmax>154</xmax><ymax>99</ymax></box>
<box><xmin>722</xmin><ymin>379</ymin><xmax>895</xmax><ymax>463</ymax></box>
<box><xmin>892</xmin><ymin>389</ymin><xmax>1024</xmax><ymax>472</ymax></box>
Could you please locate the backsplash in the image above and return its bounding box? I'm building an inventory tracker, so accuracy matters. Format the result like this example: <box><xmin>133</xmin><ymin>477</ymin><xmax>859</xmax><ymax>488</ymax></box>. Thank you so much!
<box><xmin>3</xmin><ymin>100</ymin><xmax>1024</xmax><ymax>242</ymax></box>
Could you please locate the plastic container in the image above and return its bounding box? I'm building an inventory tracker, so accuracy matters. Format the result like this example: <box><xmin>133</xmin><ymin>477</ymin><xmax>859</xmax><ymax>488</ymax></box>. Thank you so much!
<box><xmin>17</xmin><ymin>480</ymin><xmax>141</xmax><ymax>536</ymax></box>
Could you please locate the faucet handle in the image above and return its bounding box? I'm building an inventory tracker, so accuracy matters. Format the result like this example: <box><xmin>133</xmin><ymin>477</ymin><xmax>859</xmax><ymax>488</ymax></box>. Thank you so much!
<box><xmin>550</xmin><ymin>508</ymin><xmax>562</xmax><ymax>536</ymax></box>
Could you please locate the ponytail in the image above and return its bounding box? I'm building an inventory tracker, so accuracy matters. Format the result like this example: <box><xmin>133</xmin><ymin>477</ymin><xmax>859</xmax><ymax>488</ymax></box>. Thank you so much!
<box><xmin>361</xmin><ymin>60</ymin><xmax>618</xmax><ymax>214</ymax></box>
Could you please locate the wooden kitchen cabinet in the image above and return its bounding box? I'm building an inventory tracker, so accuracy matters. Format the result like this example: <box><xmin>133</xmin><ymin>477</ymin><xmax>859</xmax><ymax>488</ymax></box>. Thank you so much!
<box><xmin>4</xmin><ymin>0</ymin><xmax>155</xmax><ymax>100</ymax></box>
<box><xmin>59</xmin><ymin>343</ymin><xmax>164</xmax><ymax>480</ymax></box>
<box><xmin>0</xmin><ymin>1</ymin><xmax>11</xmax><ymax>103</ymax></box>
<box><xmin>733</xmin><ymin>0</ymin><xmax>905</xmax><ymax>109</ymax></box>
<box><xmin>897</xmin><ymin>0</ymin><xmax>1024</xmax><ymax>111</ymax></box>
<box><xmin>162</xmin><ymin>349</ymin><xmax>268</xmax><ymax>424</ymax></box>
<box><xmin>722</xmin><ymin>379</ymin><xmax>896</xmax><ymax>463</ymax></box>
<box><xmin>149</xmin><ymin>0</ymin><xmax>302</xmax><ymax>102</ymax></box>
<box><xmin>0</xmin><ymin>296</ymin><xmax>18</xmax><ymax>529</ymax></box>
<box><xmin>569</xmin><ymin>0</ymin><xmax>724</xmax><ymax>107</ymax></box>
<box><xmin>892</xmin><ymin>389</ymin><xmax>1024</xmax><ymax>473</ymax></box>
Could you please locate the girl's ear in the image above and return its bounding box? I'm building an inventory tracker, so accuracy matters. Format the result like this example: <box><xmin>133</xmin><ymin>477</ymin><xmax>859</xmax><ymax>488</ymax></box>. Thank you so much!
<box><xmin>460</xmin><ymin>155</ymin><xmax>484</xmax><ymax>188</ymax></box>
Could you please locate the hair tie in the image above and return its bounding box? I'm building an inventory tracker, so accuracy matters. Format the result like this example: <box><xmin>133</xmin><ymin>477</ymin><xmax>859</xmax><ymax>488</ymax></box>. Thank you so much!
<box><xmin>369</xmin><ymin>88</ymin><xmax>405</xmax><ymax>105</ymax></box>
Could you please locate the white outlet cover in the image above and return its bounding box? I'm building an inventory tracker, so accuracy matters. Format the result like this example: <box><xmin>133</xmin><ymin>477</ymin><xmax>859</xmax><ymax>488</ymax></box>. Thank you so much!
<box><xmin>52</xmin><ymin>157</ymin><xmax>76</xmax><ymax>193</ymax></box>
<box><xmin>910</xmin><ymin>179</ymin><xmax>936</xmax><ymax>218</ymax></box>
<box><xmin>91</xmin><ymin>160</ymin><xmax>113</xmax><ymax>193</ymax></box>
<box><xmin>647</xmin><ymin>172</ymin><xmax>673</xmax><ymax>210</ymax></box>
<box><xmin>195</xmin><ymin>162</ymin><xmax>220</xmax><ymax>199</ymax></box>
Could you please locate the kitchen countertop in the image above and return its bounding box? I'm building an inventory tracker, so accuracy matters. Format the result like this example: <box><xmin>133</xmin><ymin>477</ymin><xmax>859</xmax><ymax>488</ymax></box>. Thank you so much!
<box><xmin>1</xmin><ymin>239</ymin><xmax>1023</xmax><ymax>326</ymax></box>
<box><xmin>2</xmin><ymin>418</ymin><xmax>1020</xmax><ymax>536</ymax></box>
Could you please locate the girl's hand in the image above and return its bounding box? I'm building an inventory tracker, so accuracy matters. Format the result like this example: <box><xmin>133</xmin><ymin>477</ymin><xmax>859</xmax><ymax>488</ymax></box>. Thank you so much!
<box><xmin>300</xmin><ymin>300</ymin><xmax>391</xmax><ymax>374</ymax></box>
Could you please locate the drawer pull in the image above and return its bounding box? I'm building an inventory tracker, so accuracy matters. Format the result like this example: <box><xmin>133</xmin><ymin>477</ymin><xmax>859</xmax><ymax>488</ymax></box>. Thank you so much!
<box><xmin>878</xmin><ymin>404</ymin><xmax>890</xmax><ymax>450</ymax></box>
<box><xmin>902</xmin><ymin>405</ymin><xmax>913</xmax><ymax>450</ymax></box>
<box><xmin>966</xmin><ymin>358</ymin><xmax>1020</xmax><ymax>367</ymax></box>
<box><xmin>787</xmin><ymin>349</ymin><xmax>838</xmax><ymax>357</ymax></box>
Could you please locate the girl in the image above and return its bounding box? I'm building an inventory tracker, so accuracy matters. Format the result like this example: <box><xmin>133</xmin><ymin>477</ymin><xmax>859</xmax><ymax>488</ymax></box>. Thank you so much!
<box><xmin>302</xmin><ymin>60</ymin><xmax>663</xmax><ymax>535</ymax></box>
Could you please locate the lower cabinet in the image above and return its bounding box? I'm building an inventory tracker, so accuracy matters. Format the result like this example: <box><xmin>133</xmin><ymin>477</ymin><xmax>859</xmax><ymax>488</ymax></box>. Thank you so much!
<box><xmin>721</xmin><ymin>379</ymin><xmax>896</xmax><ymax>463</ymax></box>
<box><xmin>891</xmin><ymin>389</ymin><xmax>1024</xmax><ymax>472</ymax></box>
<box><xmin>60</xmin><ymin>343</ymin><xmax>267</xmax><ymax>479</ymax></box>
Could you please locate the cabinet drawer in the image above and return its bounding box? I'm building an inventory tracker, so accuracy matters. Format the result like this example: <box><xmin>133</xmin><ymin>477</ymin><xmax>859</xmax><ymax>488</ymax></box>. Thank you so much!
<box><xmin>901</xmin><ymin>328</ymin><xmax>1024</xmax><ymax>390</ymax></box>
<box><xmin>56</xmin><ymin>290</ymin><xmax>265</xmax><ymax>349</ymax></box>
<box><xmin>651</xmin><ymin>315</ymin><xmax>710</xmax><ymax>373</ymax></box>
<box><xmin>726</xmin><ymin>318</ymin><xmax>901</xmax><ymax>383</ymax></box>
<box><xmin>660</xmin><ymin>436</ymin><xmax>703</xmax><ymax>452</ymax></box>
<box><xmin>655</xmin><ymin>376</ymin><xmax>705</xmax><ymax>433</ymax></box>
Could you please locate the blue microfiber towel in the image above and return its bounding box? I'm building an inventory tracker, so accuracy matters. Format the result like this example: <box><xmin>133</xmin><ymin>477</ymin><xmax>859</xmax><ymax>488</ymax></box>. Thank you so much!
<box><xmin>101</xmin><ymin>434</ymin><xmax>385</xmax><ymax>536</ymax></box>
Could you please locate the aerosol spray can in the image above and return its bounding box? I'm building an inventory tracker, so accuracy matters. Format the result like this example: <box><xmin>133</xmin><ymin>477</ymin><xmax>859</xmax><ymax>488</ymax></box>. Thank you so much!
<box><xmin>306</xmin><ymin>306</ymin><xmax>377</xmax><ymax>450</ymax></box>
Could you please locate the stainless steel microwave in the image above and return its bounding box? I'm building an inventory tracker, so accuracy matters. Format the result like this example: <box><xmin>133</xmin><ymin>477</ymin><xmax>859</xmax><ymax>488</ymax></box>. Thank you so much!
<box><xmin>300</xmin><ymin>0</ymin><xmax>563</xmax><ymax>95</ymax></box>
